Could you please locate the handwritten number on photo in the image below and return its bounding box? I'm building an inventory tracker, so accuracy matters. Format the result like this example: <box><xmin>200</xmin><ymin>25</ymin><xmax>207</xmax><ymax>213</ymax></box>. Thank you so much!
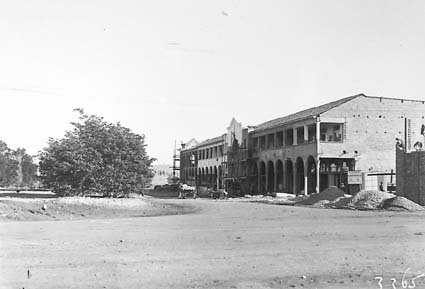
<box><xmin>375</xmin><ymin>268</ymin><xmax>425</xmax><ymax>289</ymax></box>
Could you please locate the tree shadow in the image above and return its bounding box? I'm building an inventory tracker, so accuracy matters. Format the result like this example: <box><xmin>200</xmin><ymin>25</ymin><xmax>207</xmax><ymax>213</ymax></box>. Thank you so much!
<box><xmin>0</xmin><ymin>191</ymin><xmax>57</xmax><ymax>199</ymax></box>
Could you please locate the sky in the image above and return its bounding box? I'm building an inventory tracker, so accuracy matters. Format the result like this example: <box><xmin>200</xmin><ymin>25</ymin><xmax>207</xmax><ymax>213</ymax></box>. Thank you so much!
<box><xmin>1</xmin><ymin>0</ymin><xmax>425</xmax><ymax>164</ymax></box>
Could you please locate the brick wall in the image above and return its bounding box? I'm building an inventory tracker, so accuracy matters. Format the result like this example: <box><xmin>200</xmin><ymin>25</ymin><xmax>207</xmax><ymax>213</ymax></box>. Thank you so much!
<box><xmin>396</xmin><ymin>147</ymin><xmax>425</xmax><ymax>205</ymax></box>
<box><xmin>322</xmin><ymin>95</ymin><xmax>425</xmax><ymax>172</ymax></box>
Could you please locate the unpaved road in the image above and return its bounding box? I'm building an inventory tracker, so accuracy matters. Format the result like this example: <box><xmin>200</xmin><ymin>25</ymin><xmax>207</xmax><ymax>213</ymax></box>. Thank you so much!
<box><xmin>1</xmin><ymin>199</ymin><xmax>425</xmax><ymax>289</ymax></box>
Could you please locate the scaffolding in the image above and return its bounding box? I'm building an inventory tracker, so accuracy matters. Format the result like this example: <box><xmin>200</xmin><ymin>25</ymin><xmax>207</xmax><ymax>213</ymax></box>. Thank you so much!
<box><xmin>170</xmin><ymin>140</ymin><xmax>180</xmax><ymax>184</ymax></box>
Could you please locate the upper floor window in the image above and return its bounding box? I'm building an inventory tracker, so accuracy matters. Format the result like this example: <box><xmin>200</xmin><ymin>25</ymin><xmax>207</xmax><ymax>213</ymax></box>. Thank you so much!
<box><xmin>259</xmin><ymin>136</ymin><xmax>266</xmax><ymax>150</ymax></box>
<box><xmin>285</xmin><ymin>129</ymin><xmax>294</xmax><ymax>146</ymax></box>
<box><xmin>320</xmin><ymin>123</ymin><xmax>343</xmax><ymax>142</ymax></box>
<box><xmin>252</xmin><ymin>137</ymin><xmax>258</xmax><ymax>149</ymax></box>
<box><xmin>307</xmin><ymin>125</ymin><xmax>316</xmax><ymax>142</ymax></box>
<box><xmin>267</xmin><ymin>134</ymin><xmax>275</xmax><ymax>149</ymax></box>
<box><xmin>296</xmin><ymin>126</ymin><xmax>305</xmax><ymax>144</ymax></box>
<box><xmin>276</xmin><ymin>131</ymin><xmax>284</xmax><ymax>147</ymax></box>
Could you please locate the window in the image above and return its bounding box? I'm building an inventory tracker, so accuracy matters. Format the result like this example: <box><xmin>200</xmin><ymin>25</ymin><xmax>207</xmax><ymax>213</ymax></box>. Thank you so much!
<box><xmin>259</xmin><ymin>136</ymin><xmax>266</xmax><ymax>150</ymax></box>
<box><xmin>276</xmin><ymin>131</ymin><xmax>283</xmax><ymax>147</ymax></box>
<box><xmin>285</xmin><ymin>129</ymin><xmax>294</xmax><ymax>146</ymax></box>
<box><xmin>307</xmin><ymin>125</ymin><xmax>316</xmax><ymax>142</ymax></box>
<box><xmin>252</xmin><ymin>137</ymin><xmax>258</xmax><ymax>149</ymax></box>
<box><xmin>296</xmin><ymin>127</ymin><xmax>304</xmax><ymax>144</ymax></box>
<box><xmin>267</xmin><ymin>134</ymin><xmax>275</xmax><ymax>148</ymax></box>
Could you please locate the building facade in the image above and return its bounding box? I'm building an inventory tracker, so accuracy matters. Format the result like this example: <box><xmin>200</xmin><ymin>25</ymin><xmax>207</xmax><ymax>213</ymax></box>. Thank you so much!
<box><xmin>179</xmin><ymin>94</ymin><xmax>425</xmax><ymax>195</ymax></box>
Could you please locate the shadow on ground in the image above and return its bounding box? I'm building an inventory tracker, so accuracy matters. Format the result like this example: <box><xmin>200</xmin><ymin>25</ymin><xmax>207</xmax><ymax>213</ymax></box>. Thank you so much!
<box><xmin>0</xmin><ymin>192</ymin><xmax>57</xmax><ymax>199</ymax></box>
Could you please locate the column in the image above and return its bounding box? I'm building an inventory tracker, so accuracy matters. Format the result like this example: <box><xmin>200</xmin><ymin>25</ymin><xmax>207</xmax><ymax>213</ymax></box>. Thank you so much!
<box><xmin>316</xmin><ymin>120</ymin><xmax>321</xmax><ymax>193</ymax></box>
<box><xmin>257</xmin><ymin>163</ymin><xmax>261</xmax><ymax>193</ymax></box>
<box><xmin>282</xmin><ymin>162</ymin><xmax>286</xmax><ymax>193</ymax></box>
<box><xmin>304</xmin><ymin>163</ymin><xmax>308</xmax><ymax>196</ymax></box>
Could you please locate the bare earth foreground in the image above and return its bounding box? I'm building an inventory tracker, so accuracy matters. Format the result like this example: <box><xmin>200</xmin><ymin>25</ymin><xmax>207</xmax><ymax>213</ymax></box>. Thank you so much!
<box><xmin>1</xmin><ymin>194</ymin><xmax>425</xmax><ymax>289</ymax></box>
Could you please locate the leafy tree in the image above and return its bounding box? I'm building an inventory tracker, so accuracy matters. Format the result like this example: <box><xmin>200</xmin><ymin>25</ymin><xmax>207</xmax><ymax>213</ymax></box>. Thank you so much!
<box><xmin>0</xmin><ymin>141</ymin><xmax>19</xmax><ymax>186</ymax></box>
<box><xmin>0</xmin><ymin>141</ymin><xmax>38</xmax><ymax>187</ymax></box>
<box><xmin>39</xmin><ymin>109</ymin><xmax>156</xmax><ymax>197</ymax></box>
<box><xmin>14</xmin><ymin>148</ymin><xmax>38</xmax><ymax>186</ymax></box>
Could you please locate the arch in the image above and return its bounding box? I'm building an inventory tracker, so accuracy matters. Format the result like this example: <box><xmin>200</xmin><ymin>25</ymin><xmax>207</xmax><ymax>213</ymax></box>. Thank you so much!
<box><xmin>276</xmin><ymin>159</ymin><xmax>284</xmax><ymax>192</ymax></box>
<box><xmin>259</xmin><ymin>161</ymin><xmax>266</xmax><ymax>194</ymax></box>
<box><xmin>201</xmin><ymin>168</ymin><xmax>205</xmax><ymax>185</ymax></box>
<box><xmin>196</xmin><ymin>168</ymin><xmax>200</xmax><ymax>186</ymax></box>
<box><xmin>251</xmin><ymin>162</ymin><xmax>259</xmax><ymax>194</ymax></box>
<box><xmin>205</xmin><ymin>166</ymin><xmax>209</xmax><ymax>186</ymax></box>
<box><xmin>306</xmin><ymin>156</ymin><xmax>317</xmax><ymax>194</ymax></box>
<box><xmin>214</xmin><ymin>166</ymin><xmax>218</xmax><ymax>189</ymax></box>
<box><xmin>295</xmin><ymin>157</ymin><xmax>305</xmax><ymax>195</ymax></box>
<box><xmin>285</xmin><ymin>159</ymin><xmax>294</xmax><ymax>194</ymax></box>
<box><xmin>218</xmin><ymin>165</ymin><xmax>223</xmax><ymax>189</ymax></box>
<box><xmin>267</xmin><ymin>160</ymin><xmax>274</xmax><ymax>193</ymax></box>
<box><xmin>209</xmin><ymin>166</ymin><xmax>214</xmax><ymax>187</ymax></box>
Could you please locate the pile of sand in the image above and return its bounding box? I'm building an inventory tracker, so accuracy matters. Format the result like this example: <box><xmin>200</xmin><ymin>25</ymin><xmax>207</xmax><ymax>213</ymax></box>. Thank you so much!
<box><xmin>382</xmin><ymin>196</ymin><xmax>425</xmax><ymax>211</ymax></box>
<box><xmin>297</xmin><ymin>186</ymin><xmax>345</xmax><ymax>206</ymax></box>
<box><xmin>57</xmin><ymin>195</ymin><xmax>148</xmax><ymax>209</ymax></box>
<box><xmin>311</xmin><ymin>199</ymin><xmax>331</xmax><ymax>207</ymax></box>
<box><xmin>347</xmin><ymin>190</ymin><xmax>395</xmax><ymax>210</ymax></box>
<box><xmin>328</xmin><ymin>196</ymin><xmax>352</xmax><ymax>209</ymax></box>
<box><xmin>0</xmin><ymin>194</ymin><xmax>194</xmax><ymax>221</ymax></box>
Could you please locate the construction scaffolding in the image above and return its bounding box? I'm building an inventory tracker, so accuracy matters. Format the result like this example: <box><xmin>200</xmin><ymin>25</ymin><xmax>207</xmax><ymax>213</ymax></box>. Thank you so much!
<box><xmin>170</xmin><ymin>140</ymin><xmax>180</xmax><ymax>184</ymax></box>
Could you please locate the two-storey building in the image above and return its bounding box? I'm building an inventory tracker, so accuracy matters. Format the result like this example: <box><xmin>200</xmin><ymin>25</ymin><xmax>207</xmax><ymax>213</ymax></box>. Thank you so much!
<box><xmin>180</xmin><ymin>94</ymin><xmax>425</xmax><ymax>195</ymax></box>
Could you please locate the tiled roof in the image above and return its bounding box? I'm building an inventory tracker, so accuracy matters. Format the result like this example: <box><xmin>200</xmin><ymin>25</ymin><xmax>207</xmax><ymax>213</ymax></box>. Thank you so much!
<box><xmin>254</xmin><ymin>94</ymin><xmax>363</xmax><ymax>131</ymax></box>
<box><xmin>197</xmin><ymin>134</ymin><xmax>225</xmax><ymax>147</ymax></box>
<box><xmin>180</xmin><ymin>138</ymin><xmax>199</xmax><ymax>151</ymax></box>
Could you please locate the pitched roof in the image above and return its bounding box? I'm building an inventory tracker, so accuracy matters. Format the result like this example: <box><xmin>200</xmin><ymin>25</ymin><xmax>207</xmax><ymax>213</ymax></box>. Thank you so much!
<box><xmin>253</xmin><ymin>94</ymin><xmax>363</xmax><ymax>131</ymax></box>
<box><xmin>197</xmin><ymin>134</ymin><xmax>225</xmax><ymax>147</ymax></box>
<box><xmin>183</xmin><ymin>138</ymin><xmax>199</xmax><ymax>149</ymax></box>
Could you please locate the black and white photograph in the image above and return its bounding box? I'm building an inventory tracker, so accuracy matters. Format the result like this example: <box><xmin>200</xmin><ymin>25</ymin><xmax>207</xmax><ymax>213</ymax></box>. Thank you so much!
<box><xmin>1</xmin><ymin>1</ymin><xmax>425</xmax><ymax>288</ymax></box>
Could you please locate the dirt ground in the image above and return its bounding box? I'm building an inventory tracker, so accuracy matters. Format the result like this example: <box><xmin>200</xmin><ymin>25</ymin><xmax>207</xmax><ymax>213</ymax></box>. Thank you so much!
<box><xmin>0</xmin><ymin>192</ymin><xmax>195</xmax><ymax>222</ymax></box>
<box><xmin>1</xmin><ymin>195</ymin><xmax>425</xmax><ymax>289</ymax></box>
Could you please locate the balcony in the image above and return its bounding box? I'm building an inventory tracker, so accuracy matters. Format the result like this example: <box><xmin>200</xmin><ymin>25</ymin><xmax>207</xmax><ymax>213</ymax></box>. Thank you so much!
<box><xmin>320</xmin><ymin>123</ymin><xmax>343</xmax><ymax>143</ymax></box>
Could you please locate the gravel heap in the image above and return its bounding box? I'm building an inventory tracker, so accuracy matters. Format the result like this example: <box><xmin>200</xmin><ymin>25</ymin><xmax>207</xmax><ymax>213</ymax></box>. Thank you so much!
<box><xmin>347</xmin><ymin>190</ymin><xmax>395</xmax><ymax>210</ymax></box>
<box><xmin>382</xmin><ymin>196</ymin><xmax>425</xmax><ymax>211</ymax></box>
<box><xmin>328</xmin><ymin>196</ymin><xmax>352</xmax><ymax>209</ymax></box>
<box><xmin>297</xmin><ymin>186</ymin><xmax>345</xmax><ymax>206</ymax></box>
<box><xmin>295</xmin><ymin>188</ymin><xmax>424</xmax><ymax>211</ymax></box>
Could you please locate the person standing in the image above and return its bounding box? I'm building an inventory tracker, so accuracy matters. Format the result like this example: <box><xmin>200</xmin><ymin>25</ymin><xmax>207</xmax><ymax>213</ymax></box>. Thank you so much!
<box><xmin>379</xmin><ymin>181</ymin><xmax>385</xmax><ymax>192</ymax></box>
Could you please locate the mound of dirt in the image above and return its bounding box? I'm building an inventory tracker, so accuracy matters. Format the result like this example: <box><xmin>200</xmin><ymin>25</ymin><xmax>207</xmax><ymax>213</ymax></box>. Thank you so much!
<box><xmin>0</xmin><ymin>194</ymin><xmax>195</xmax><ymax>221</ymax></box>
<box><xmin>297</xmin><ymin>186</ymin><xmax>345</xmax><ymax>206</ymax></box>
<box><xmin>328</xmin><ymin>196</ymin><xmax>353</xmax><ymax>209</ymax></box>
<box><xmin>347</xmin><ymin>190</ymin><xmax>395</xmax><ymax>210</ymax></box>
<box><xmin>311</xmin><ymin>199</ymin><xmax>331</xmax><ymax>207</ymax></box>
<box><xmin>382</xmin><ymin>196</ymin><xmax>425</xmax><ymax>211</ymax></box>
